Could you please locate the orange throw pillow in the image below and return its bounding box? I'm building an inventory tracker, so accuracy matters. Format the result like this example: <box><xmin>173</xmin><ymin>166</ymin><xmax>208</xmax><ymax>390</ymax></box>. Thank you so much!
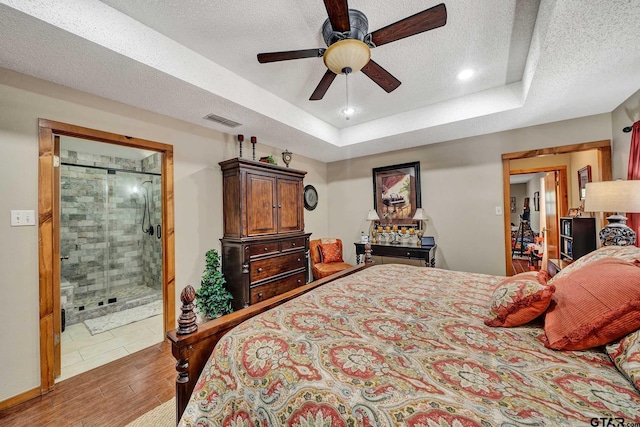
<box><xmin>319</xmin><ymin>242</ymin><xmax>343</xmax><ymax>263</ymax></box>
<box><xmin>542</xmin><ymin>257</ymin><xmax>640</xmax><ymax>351</ymax></box>
<box><xmin>485</xmin><ymin>270</ymin><xmax>554</xmax><ymax>327</ymax></box>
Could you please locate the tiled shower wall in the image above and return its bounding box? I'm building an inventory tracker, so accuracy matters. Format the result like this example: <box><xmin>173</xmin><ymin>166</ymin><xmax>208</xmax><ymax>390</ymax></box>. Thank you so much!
<box><xmin>60</xmin><ymin>150</ymin><xmax>162</xmax><ymax>324</ymax></box>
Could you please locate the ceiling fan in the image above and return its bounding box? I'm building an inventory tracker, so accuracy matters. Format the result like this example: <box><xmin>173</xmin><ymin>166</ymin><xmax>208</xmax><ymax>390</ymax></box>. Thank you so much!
<box><xmin>257</xmin><ymin>0</ymin><xmax>447</xmax><ymax>101</ymax></box>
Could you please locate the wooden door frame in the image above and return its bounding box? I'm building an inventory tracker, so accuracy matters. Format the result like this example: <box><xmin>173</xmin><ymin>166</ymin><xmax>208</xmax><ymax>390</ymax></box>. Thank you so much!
<box><xmin>502</xmin><ymin>140</ymin><xmax>612</xmax><ymax>276</ymax></box>
<box><xmin>38</xmin><ymin>119</ymin><xmax>175</xmax><ymax>393</ymax></box>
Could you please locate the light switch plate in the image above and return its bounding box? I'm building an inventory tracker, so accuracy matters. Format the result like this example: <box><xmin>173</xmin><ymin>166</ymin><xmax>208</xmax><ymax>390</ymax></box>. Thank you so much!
<box><xmin>11</xmin><ymin>210</ymin><xmax>36</xmax><ymax>226</ymax></box>
<box><xmin>495</xmin><ymin>206</ymin><xmax>503</xmax><ymax>216</ymax></box>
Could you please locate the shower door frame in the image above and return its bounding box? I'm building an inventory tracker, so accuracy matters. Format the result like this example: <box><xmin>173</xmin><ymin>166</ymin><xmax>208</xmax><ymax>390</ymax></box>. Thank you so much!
<box><xmin>38</xmin><ymin>119</ymin><xmax>176</xmax><ymax>393</ymax></box>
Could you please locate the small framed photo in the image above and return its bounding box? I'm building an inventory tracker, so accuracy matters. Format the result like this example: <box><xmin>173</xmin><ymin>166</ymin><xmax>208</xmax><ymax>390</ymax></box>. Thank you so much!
<box><xmin>568</xmin><ymin>207</ymin><xmax>581</xmax><ymax>217</ymax></box>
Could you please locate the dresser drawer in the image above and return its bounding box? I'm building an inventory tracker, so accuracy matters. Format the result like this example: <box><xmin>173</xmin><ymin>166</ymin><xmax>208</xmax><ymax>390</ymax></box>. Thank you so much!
<box><xmin>281</xmin><ymin>237</ymin><xmax>306</xmax><ymax>252</ymax></box>
<box><xmin>248</xmin><ymin>242</ymin><xmax>279</xmax><ymax>258</ymax></box>
<box><xmin>251</xmin><ymin>251</ymin><xmax>305</xmax><ymax>283</ymax></box>
<box><xmin>250</xmin><ymin>272</ymin><xmax>306</xmax><ymax>304</ymax></box>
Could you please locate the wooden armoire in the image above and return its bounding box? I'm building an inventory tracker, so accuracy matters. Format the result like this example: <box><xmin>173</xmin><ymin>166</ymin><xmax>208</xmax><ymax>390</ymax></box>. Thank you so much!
<box><xmin>219</xmin><ymin>158</ymin><xmax>310</xmax><ymax>310</ymax></box>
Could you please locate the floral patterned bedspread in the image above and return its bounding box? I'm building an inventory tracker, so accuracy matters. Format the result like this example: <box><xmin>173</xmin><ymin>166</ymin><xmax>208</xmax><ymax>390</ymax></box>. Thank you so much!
<box><xmin>179</xmin><ymin>264</ymin><xmax>640</xmax><ymax>426</ymax></box>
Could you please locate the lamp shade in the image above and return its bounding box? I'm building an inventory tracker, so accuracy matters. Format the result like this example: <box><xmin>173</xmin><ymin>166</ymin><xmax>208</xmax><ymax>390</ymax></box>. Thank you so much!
<box><xmin>412</xmin><ymin>208</ymin><xmax>428</xmax><ymax>220</ymax></box>
<box><xmin>584</xmin><ymin>180</ymin><xmax>640</xmax><ymax>213</ymax></box>
<box><xmin>366</xmin><ymin>209</ymin><xmax>380</xmax><ymax>221</ymax></box>
<box><xmin>323</xmin><ymin>39</ymin><xmax>371</xmax><ymax>74</ymax></box>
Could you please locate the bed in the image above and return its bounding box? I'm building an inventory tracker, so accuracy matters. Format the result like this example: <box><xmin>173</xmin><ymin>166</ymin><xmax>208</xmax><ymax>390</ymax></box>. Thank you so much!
<box><xmin>169</xmin><ymin>246</ymin><xmax>640</xmax><ymax>426</ymax></box>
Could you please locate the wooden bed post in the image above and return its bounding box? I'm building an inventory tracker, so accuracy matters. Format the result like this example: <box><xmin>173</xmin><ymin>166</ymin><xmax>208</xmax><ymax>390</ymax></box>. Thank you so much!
<box><xmin>167</xmin><ymin>255</ymin><xmax>373</xmax><ymax>423</ymax></box>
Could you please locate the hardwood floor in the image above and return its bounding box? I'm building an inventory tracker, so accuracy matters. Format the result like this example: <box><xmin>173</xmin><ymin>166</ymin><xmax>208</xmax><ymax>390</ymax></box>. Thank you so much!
<box><xmin>0</xmin><ymin>341</ymin><xmax>175</xmax><ymax>427</ymax></box>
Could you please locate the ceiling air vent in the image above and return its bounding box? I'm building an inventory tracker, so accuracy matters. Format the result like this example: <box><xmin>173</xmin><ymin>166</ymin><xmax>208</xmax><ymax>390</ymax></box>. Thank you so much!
<box><xmin>203</xmin><ymin>113</ymin><xmax>241</xmax><ymax>128</ymax></box>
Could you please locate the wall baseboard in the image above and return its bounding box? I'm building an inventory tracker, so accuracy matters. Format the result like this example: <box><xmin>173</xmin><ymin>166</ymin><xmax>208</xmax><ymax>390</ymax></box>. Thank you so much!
<box><xmin>0</xmin><ymin>387</ymin><xmax>41</xmax><ymax>411</ymax></box>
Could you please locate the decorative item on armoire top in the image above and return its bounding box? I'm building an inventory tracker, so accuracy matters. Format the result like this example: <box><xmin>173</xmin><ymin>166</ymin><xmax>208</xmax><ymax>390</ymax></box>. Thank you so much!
<box><xmin>259</xmin><ymin>155</ymin><xmax>277</xmax><ymax>165</ymax></box>
<box><xmin>372</xmin><ymin>162</ymin><xmax>421</xmax><ymax>225</ymax></box>
<box><xmin>251</xmin><ymin>136</ymin><xmax>257</xmax><ymax>160</ymax></box>
<box><xmin>304</xmin><ymin>184</ymin><xmax>318</xmax><ymax>211</ymax></box>
<box><xmin>282</xmin><ymin>150</ymin><xmax>293</xmax><ymax>168</ymax></box>
<box><xmin>237</xmin><ymin>134</ymin><xmax>244</xmax><ymax>158</ymax></box>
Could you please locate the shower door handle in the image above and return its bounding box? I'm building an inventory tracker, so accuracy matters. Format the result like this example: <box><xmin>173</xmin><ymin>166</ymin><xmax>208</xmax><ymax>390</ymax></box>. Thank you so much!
<box><xmin>60</xmin><ymin>255</ymin><xmax>69</xmax><ymax>260</ymax></box>
<box><xmin>156</xmin><ymin>224</ymin><xmax>162</xmax><ymax>239</ymax></box>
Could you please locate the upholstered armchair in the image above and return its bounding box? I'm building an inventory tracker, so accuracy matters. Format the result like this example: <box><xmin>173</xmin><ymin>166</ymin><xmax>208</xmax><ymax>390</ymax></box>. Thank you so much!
<box><xmin>309</xmin><ymin>238</ymin><xmax>354</xmax><ymax>280</ymax></box>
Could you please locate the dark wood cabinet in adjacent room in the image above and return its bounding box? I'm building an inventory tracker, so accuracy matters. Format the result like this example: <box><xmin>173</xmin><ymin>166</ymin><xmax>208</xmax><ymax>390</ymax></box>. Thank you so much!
<box><xmin>219</xmin><ymin>158</ymin><xmax>310</xmax><ymax>310</ymax></box>
<box><xmin>559</xmin><ymin>216</ymin><xmax>596</xmax><ymax>261</ymax></box>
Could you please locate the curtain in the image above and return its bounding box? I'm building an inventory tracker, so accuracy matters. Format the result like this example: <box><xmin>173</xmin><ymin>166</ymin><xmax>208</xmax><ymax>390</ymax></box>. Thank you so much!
<box><xmin>628</xmin><ymin>120</ymin><xmax>640</xmax><ymax>247</ymax></box>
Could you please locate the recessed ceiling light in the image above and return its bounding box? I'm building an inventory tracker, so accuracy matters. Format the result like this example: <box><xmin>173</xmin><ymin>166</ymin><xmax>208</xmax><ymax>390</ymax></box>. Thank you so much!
<box><xmin>457</xmin><ymin>69</ymin><xmax>474</xmax><ymax>80</ymax></box>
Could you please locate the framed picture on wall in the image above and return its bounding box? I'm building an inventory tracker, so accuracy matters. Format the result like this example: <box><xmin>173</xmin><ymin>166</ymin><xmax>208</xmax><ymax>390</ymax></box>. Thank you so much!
<box><xmin>372</xmin><ymin>162</ymin><xmax>421</xmax><ymax>225</ymax></box>
<box><xmin>578</xmin><ymin>165</ymin><xmax>592</xmax><ymax>200</ymax></box>
<box><xmin>533</xmin><ymin>191</ymin><xmax>540</xmax><ymax>211</ymax></box>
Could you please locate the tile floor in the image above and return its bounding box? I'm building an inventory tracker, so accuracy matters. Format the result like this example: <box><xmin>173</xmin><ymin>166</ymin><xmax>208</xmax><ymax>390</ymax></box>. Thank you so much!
<box><xmin>58</xmin><ymin>314</ymin><xmax>164</xmax><ymax>382</ymax></box>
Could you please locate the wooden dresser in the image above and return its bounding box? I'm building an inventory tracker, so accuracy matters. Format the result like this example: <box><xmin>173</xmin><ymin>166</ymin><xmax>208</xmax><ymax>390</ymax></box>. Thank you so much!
<box><xmin>219</xmin><ymin>158</ymin><xmax>310</xmax><ymax>310</ymax></box>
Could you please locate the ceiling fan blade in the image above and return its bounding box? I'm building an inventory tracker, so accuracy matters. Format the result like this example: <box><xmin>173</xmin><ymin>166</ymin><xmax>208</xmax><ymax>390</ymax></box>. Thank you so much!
<box><xmin>323</xmin><ymin>0</ymin><xmax>350</xmax><ymax>32</ymax></box>
<box><xmin>257</xmin><ymin>49</ymin><xmax>324</xmax><ymax>63</ymax></box>
<box><xmin>361</xmin><ymin>60</ymin><xmax>401</xmax><ymax>93</ymax></box>
<box><xmin>310</xmin><ymin>70</ymin><xmax>337</xmax><ymax>100</ymax></box>
<box><xmin>369</xmin><ymin>3</ymin><xmax>447</xmax><ymax>47</ymax></box>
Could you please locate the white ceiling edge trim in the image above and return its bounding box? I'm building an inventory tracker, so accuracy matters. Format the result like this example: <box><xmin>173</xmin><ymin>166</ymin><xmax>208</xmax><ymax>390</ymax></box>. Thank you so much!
<box><xmin>338</xmin><ymin>82</ymin><xmax>525</xmax><ymax>147</ymax></box>
<box><xmin>1</xmin><ymin>0</ymin><xmax>341</xmax><ymax>146</ymax></box>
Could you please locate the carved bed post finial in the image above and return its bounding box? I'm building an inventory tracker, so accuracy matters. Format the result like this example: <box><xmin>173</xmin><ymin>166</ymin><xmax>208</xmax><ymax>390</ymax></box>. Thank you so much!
<box><xmin>364</xmin><ymin>242</ymin><xmax>374</xmax><ymax>264</ymax></box>
<box><xmin>177</xmin><ymin>285</ymin><xmax>198</xmax><ymax>335</ymax></box>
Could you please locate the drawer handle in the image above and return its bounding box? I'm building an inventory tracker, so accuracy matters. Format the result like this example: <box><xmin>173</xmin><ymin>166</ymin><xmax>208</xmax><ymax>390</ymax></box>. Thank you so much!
<box><xmin>297</xmin><ymin>279</ymin><xmax>301</xmax><ymax>284</ymax></box>
<box><xmin>278</xmin><ymin>205</ymin><xmax>282</xmax><ymax>208</ymax></box>
<box><xmin>258</xmin><ymin>292</ymin><xmax>263</xmax><ymax>299</ymax></box>
<box><xmin>257</xmin><ymin>268</ymin><xmax>263</xmax><ymax>273</ymax></box>
<box><xmin>264</xmin><ymin>247</ymin><xmax>269</xmax><ymax>251</ymax></box>
<box><xmin>297</xmin><ymin>258</ymin><xmax>301</xmax><ymax>262</ymax></box>
<box><xmin>291</xmin><ymin>242</ymin><xmax>296</xmax><ymax>247</ymax></box>
<box><xmin>407</xmin><ymin>252</ymin><xmax>411</xmax><ymax>256</ymax></box>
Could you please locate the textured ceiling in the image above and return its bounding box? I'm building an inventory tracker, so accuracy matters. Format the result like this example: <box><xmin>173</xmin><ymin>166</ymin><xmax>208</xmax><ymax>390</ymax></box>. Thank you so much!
<box><xmin>0</xmin><ymin>0</ymin><xmax>639</xmax><ymax>162</ymax></box>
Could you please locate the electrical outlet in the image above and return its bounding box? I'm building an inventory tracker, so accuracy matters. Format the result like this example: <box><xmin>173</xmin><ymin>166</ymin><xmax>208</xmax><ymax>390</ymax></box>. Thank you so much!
<box><xmin>495</xmin><ymin>206</ymin><xmax>503</xmax><ymax>216</ymax></box>
<box><xmin>11</xmin><ymin>210</ymin><xmax>36</xmax><ymax>226</ymax></box>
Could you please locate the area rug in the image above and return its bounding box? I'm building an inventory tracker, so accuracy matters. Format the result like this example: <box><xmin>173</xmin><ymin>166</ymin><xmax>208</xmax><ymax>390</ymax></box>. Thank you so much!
<box><xmin>125</xmin><ymin>398</ymin><xmax>174</xmax><ymax>427</ymax></box>
<box><xmin>83</xmin><ymin>300</ymin><xmax>163</xmax><ymax>335</ymax></box>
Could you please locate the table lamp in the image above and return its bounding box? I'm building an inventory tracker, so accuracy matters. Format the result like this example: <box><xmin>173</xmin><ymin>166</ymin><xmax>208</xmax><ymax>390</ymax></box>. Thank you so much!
<box><xmin>366</xmin><ymin>209</ymin><xmax>380</xmax><ymax>239</ymax></box>
<box><xmin>583</xmin><ymin>180</ymin><xmax>640</xmax><ymax>246</ymax></box>
<box><xmin>412</xmin><ymin>208</ymin><xmax>427</xmax><ymax>239</ymax></box>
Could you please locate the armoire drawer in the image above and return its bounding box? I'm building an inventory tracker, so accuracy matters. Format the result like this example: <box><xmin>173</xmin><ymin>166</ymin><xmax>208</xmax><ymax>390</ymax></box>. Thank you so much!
<box><xmin>281</xmin><ymin>237</ymin><xmax>306</xmax><ymax>252</ymax></box>
<box><xmin>248</xmin><ymin>242</ymin><xmax>280</xmax><ymax>258</ymax></box>
<box><xmin>250</xmin><ymin>272</ymin><xmax>306</xmax><ymax>304</ymax></box>
<box><xmin>251</xmin><ymin>251</ymin><xmax>305</xmax><ymax>283</ymax></box>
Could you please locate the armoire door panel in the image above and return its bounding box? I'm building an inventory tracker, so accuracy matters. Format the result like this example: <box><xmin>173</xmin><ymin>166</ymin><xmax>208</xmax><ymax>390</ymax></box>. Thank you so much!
<box><xmin>247</xmin><ymin>173</ymin><xmax>277</xmax><ymax>236</ymax></box>
<box><xmin>278</xmin><ymin>178</ymin><xmax>302</xmax><ymax>232</ymax></box>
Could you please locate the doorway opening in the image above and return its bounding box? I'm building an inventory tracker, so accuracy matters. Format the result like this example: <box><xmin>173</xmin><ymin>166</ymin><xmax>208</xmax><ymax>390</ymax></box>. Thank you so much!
<box><xmin>38</xmin><ymin>119</ymin><xmax>175</xmax><ymax>392</ymax></box>
<box><xmin>502</xmin><ymin>140</ymin><xmax>612</xmax><ymax>276</ymax></box>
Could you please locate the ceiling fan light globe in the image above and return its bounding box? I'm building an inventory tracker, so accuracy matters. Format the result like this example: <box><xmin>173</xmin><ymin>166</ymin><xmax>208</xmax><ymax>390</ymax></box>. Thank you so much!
<box><xmin>323</xmin><ymin>39</ymin><xmax>371</xmax><ymax>74</ymax></box>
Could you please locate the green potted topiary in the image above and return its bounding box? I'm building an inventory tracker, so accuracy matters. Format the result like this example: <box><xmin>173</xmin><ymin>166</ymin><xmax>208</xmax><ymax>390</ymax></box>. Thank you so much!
<box><xmin>195</xmin><ymin>249</ymin><xmax>233</xmax><ymax>320</ymax></box>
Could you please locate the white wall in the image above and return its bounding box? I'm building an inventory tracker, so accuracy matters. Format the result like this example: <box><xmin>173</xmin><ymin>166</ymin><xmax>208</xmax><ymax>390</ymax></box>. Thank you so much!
<box><xmin>526</xmin><ymin>175</ymin><xmax>543</xmax><ymax>233</ymax></box>
<box><xmin>0</xmin><ymin>69</ymin><xmax>328</xmax><ymax>401</ymax></box>
<box><xmin>612</xmin><ymin>87</ymin><xmax>640</xmax><ymax>179</ymax></box>
<box><xmin>327</xmin><ymin>114</ymin><xmax>614</xmax><ymax>275</ymax></box>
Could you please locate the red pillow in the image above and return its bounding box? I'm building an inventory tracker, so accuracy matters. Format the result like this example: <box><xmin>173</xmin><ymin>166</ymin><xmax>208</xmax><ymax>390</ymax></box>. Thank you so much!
<box><xmin>542</xmin><ymin>257</ymin><xmax>640</xmax><ymax>350</ymax></box>
<box><xmin>484</xmin><ymin>270</ymin><xmax>554</xmax><ymax>327</ymax></box>
<box><xmin>319</xmin><ymin>242</ymin><xmax>343</xmax><ymax>263</ymax></box>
